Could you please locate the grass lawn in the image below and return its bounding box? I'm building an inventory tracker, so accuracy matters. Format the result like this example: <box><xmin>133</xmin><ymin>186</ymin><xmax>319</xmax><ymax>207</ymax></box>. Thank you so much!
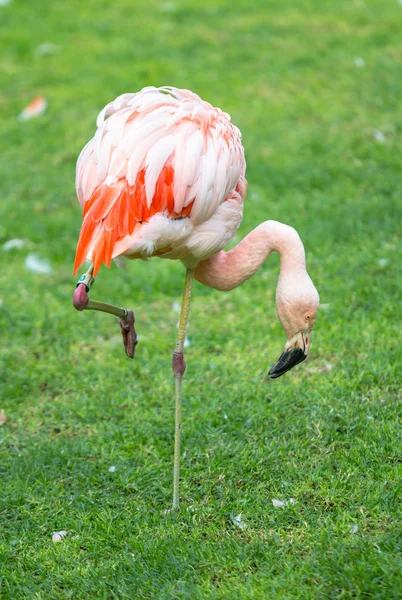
<box><xmin>1</xmin><ymin>0</ymin><xmax>401</xmax><ymax>597</ymax></box>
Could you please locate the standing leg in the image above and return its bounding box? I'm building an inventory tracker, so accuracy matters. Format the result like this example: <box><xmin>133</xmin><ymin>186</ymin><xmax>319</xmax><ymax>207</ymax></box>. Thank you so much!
<box><xmin>171</xmin><ymin>267</ymin><xmax>195</xmax><ymax>510</ymax></box>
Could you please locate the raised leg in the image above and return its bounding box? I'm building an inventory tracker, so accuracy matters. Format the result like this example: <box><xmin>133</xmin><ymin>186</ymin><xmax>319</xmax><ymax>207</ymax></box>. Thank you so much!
<box><xmin>73</xmin><ymin>264</ymin><xmax>137</xmax><ymax>358</ymax></box>
<box><xmin>171</xmin><ymin>267</ymin><xmax>195</xmax><ymax>510</ymax></box>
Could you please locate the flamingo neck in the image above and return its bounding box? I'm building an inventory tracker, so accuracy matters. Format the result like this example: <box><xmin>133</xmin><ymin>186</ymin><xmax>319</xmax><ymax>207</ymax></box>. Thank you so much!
<box><xmin>194</xmin><ymin>220</ymin><xmax>307</xmax><ymax>291</ymax></box>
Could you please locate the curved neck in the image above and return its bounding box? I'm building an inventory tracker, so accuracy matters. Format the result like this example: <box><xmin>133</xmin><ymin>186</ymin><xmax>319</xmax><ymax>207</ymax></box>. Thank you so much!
<box><xmin>194</xmin><ymin>220</ymin><xmax>307</xmax><ymax>291</ymax></box>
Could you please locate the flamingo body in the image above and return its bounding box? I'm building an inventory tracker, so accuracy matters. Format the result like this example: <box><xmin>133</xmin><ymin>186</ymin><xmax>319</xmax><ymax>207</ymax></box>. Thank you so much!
<box><xmin>74</xmin><ymin>86</ymin><xmax>247</xmax><ymax>276</ymax></box>
<box><xmin>72</xmin><ymin>86</ymin><xmax>320</xmax><ymax>509</ymax></box>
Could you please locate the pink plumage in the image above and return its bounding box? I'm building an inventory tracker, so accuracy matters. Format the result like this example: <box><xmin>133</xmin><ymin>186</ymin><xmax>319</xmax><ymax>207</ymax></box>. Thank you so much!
<box><xmin>74</xmin><ymin>86</ymin><xmax>247</xmax><ymax>276</ymax></box>
<box><xmin>72</xmin><ymin>87</ymin><xmax>320</xmax><ymax>509</ymax></box>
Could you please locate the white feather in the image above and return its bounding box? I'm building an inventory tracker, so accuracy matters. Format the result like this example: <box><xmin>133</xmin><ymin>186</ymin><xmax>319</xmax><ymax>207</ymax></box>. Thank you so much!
<box><xmin>144</xmin><ymin>134</ymin><xmax>175</xmax><ymax>207</ymax></box>
<box><xmin>192</xmin><ymin>134</ymin><xmax>217</xmax><ymax>223</ymax></box>
<box><xmin>97</xmin><ymin>93</ymin><xmax>136</xmax><ymax>127</ymax></box>
<box><xmin>105</xmin><ymin>107</ymin><xmax>133</xmax><ymax>147</ymax></box>
<box><xmin>98</xmin><ymin>131</ymin><xmax>114</xmax><ymax>180</ymax></box>
<box><xmin>122</xmin><ymin>113</ymin><xmax>166</xmax><ymax>160</ymax></box>
<box><xmin>83</xmin><ymin>160</ymin><xmax>99</xmax><ymax>204</ymax></box>
<box><xmin>172</xmin><ymin>121</ymin><xmax>197</xmax><ymax>213</ymax></box>
<box><xmin>76</xmin><ymin>141</ymin><xmax>94</xmax><ymax>204</ymax></box>
<box><xmin>126</xmin><ymin>129</ymin><xmax>167</xmax><ymax>186</ymax></box>
<box><xmin>182</xmin><ymin>129</ymin><xmax>204</xmax><ymax>207</ymax></box>
<box><xmin>107</xmin><ymin>145</ymin><xmax>127</xmax><ymax>181</ymax></box>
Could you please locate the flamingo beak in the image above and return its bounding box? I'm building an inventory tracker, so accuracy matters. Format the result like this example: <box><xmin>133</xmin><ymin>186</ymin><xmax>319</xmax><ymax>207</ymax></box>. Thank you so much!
<box><xmin>268</xmin><ymin>330</ymin><xmax>310</xmax><ymax>379</ymax></box>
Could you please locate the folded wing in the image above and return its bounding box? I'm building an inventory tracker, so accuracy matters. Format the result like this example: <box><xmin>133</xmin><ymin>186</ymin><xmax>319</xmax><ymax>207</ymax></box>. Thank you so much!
<box><xmin>74</xmin><ymin>87</ymin><xmax>246</xmax><ymax>276</ymax></box>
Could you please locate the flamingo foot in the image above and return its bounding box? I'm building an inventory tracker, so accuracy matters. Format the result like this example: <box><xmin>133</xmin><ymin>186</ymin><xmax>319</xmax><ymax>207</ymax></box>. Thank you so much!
<box><xmin>120</xmin><ymin>310</ymin><xmax>137</xmax><ymax>359</ymax></box>
<box><xmin>73</xmin><ymin>266</ymin><xmax>137</xmax><ymax>359</ymax></box>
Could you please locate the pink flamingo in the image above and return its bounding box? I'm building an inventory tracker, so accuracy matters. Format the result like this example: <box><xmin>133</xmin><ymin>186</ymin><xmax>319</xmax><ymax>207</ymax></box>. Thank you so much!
<box><xmin>72</xmin><ymin>86</ymin><xmax>319</xmax><ymax>509</ymax></box>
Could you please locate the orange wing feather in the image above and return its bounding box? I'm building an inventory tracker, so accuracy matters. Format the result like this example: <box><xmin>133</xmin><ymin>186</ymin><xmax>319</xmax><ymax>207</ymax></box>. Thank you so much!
<box><xmin>74</xmin><ymin>165</ymin><xmax>195</xmax><ymax>276</ymax></box>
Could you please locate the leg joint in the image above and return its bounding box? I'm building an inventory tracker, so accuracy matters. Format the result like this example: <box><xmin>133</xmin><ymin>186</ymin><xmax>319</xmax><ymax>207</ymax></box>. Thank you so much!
<box><xmin>172</xmin><ymin>351</ymin><xmax>186</xmax><ymax>377</ymax></box>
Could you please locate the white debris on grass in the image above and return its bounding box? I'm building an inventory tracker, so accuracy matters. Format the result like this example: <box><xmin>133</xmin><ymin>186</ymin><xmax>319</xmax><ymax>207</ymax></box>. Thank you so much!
<box><xmin>172</xmin><ymin>300</ymin><xmax>181</xmax><ymax>313</ymax></box>
<box><xmin>354</xmin><ymin>57</ymin><xmax>366</xmax><ymax>68</ymax></box>
<box><xmin>0</xmin><ymin>0</ymin><xmax>12</xmax><ymax>6</ymax></box>
<box><xmin>109</xmin><ymin>465</ymin><xmax>116</xmax><ymax>473</ymax></box>
<box><xmin>372</xmin><ymin>129</ymin><xmax>385</xmax><ymax>144</ymax></box>
<box><xmin>350</xmin><ymin>524</ymin><xmax>359</xmax><ymax>534</ymax></box>
<box><xmin>378</xmin><ymin>258</ymin><xmax>389</xmax><ymax>267</ymax></box>
<box><xmin>231</xmin><ymin>514</ymin><xmax>247</xmax><ymax>530</ymax></box>
<box><xmin>306</xmin><ymin>361</ymin><xmax>334</xmax><ymax>376</ymax></box>
<box><xmin>272</xmin><ymin>498</ymin><xmax>296</xmax><ymax>508</ymax></box>
<box><xmin>3</xmin><ymin>238</ymin><xmax>25</xmax><ymax>251</ymax></box>
<box><xmin>0</xmin><ymin>411</ymin><xmax>6</xmax><ymax>426</ymax></box>
<box><xmin>25</xmin><ymin>254</ymin><xmax>53</xmax><ymax>274</ymax></box>
<box><xmin>52</xmin><ymin>530</ymin><xmax>67</xmax><ymax>543</ymax></box>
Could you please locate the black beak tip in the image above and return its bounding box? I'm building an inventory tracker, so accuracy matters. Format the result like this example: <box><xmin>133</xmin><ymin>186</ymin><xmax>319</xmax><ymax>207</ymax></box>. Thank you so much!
<box><xmin>268</xmin><ymin>369</ymin><xmax>283</xmax><ymax>380</ymax></box>
<box><xmin>268</xmin><ymin>352</ymin><xmax>285</xmax><ymax>379</ymax></box>
<box><xmin>268</xmin><ymin>348</ymin><xmax>307</xmax><ymax>379</ymax></box>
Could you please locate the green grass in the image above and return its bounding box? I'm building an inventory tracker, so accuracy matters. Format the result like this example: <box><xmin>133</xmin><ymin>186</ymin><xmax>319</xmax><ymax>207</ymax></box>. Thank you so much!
<box><xmin>1</xmin><ymin>0</ymin><xmax>401</xmax><ymax>597</ymax></box>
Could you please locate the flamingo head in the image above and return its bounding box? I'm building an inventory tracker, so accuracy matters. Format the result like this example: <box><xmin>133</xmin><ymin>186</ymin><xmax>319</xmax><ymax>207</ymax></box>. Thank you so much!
<box><xmin>269</xmin><ymin>272</ymin><xmax>319</xmax><ymax>379</ymax></box>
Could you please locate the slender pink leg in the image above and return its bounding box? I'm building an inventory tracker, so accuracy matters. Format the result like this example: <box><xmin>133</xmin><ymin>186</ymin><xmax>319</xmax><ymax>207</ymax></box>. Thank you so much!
<box><xmin>170</xmin><ymin>267</ymin><xmax>194</xmax><ymax>510</ymax></box>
